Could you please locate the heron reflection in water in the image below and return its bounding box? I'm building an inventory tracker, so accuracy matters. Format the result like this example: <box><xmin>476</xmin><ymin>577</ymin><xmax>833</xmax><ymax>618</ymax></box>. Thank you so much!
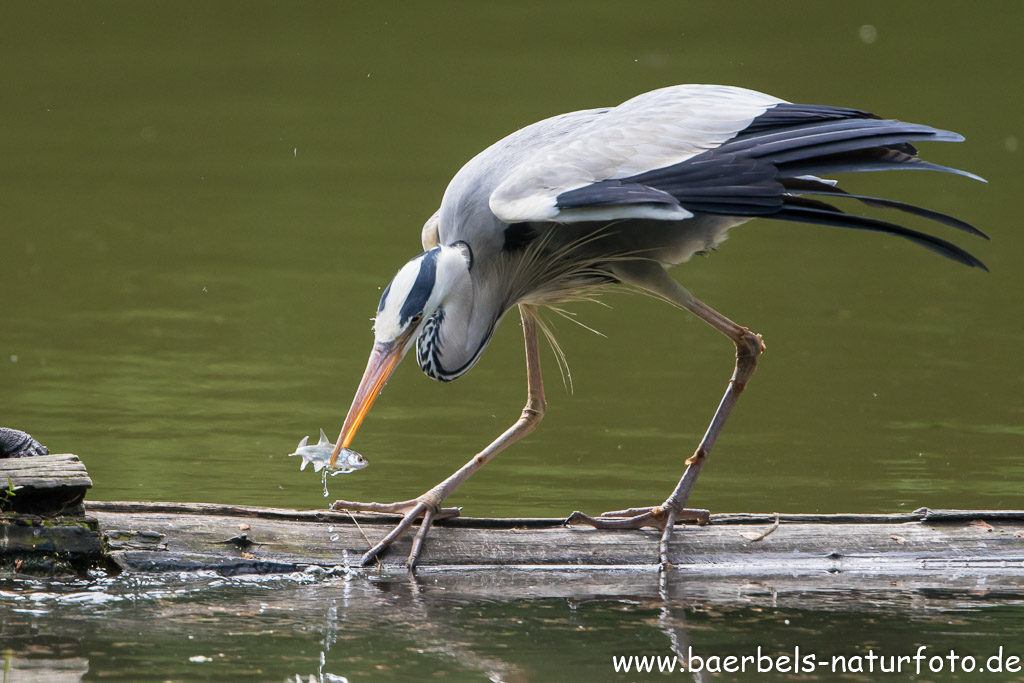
<box><xmin>324</xmin><ymin>84</ymin><xmax>986</xmax><ymax>568</ymax></box>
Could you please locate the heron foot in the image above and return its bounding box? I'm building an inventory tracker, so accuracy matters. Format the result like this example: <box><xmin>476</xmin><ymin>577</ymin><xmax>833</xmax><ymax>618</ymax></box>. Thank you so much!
<box><xmin>329</xmin><ymin>497</ymin><xmax>461</xmax><ymax>569</ymax></box>
<box><xmin>564</xmin><ymin>505</ymin><xmax>710</xmax><ymax>568</ymax></box>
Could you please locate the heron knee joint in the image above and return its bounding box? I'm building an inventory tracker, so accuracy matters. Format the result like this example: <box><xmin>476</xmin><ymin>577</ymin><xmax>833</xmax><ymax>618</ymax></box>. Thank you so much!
<box><xmin>521</xmin><ymin>405</ymin><xmax>545</xmax><ymax>423</ymax></box>
<box><xmin>523</xmin><ymin>397</ymin><xmax>546</xmax><ymax>420</ymax></box>
<box><xmin>734</xmin><ymin>330</ymin><xmax>765</xmax><ymax>359</ymax></box>
<box><xmin>685</xmin><ymin>448</ymin><xmax>707</xmax><ymax>466</ymax></box>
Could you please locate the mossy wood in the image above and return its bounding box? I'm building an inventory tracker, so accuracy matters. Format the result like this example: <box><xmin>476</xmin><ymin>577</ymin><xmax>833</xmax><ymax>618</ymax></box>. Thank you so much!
<box><xmin>0</xmin><ymin>453</ymin><xmax>92</xmax><ymax>516</ymax></box>
<box><xmin>0</xmin><ymin>514</ymin><xmax>104</xmax><ymax>572</ymax></box>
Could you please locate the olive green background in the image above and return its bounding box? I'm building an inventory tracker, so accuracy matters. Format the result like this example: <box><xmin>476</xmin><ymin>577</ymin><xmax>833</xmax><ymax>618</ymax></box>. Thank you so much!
<box><xmin>2</xmin><ymin>2</ymin><xmax>1021</xmax><ymax>680</ymax></box>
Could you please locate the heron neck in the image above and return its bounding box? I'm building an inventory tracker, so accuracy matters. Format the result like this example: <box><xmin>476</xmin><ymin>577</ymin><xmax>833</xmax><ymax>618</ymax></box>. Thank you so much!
<box><xmin>416</xmin><ymin>269</ymin><xmax>504</xmax><ymax>382</ymax></box>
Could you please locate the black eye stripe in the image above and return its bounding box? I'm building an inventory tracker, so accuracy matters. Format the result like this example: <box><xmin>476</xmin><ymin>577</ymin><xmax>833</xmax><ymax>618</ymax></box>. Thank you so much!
<box><xmin>377</xmin><ymin>282</ymin><xmax>393</xmax><ymax>313</ymax></box>
<box><xmin>398</xmin><ymin>248</ymin><xmax>439</xmax><ymax>326</ymax></box>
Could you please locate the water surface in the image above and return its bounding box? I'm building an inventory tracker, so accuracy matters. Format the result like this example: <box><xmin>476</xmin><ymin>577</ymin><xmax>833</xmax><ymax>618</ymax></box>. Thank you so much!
<box><xmin>4</xmin><ymin>569</ymin><xmax>1024</xmax><ymax>682</ymax></box>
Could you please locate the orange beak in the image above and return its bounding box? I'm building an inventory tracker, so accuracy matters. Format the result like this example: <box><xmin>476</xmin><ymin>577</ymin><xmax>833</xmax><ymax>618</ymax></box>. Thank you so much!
<box><xmin>329</xmin><ymin>340</ymin><xmax>408</xmax><ymax>467</ymax></box>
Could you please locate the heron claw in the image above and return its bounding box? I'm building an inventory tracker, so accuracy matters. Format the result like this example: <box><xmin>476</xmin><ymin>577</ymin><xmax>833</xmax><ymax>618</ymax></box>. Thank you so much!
<box><xmin>330</xmin><ymin>497</ymin><xmax>461</xmax><ymax>568</ymax></box>
<box><xmin>565</xmin><ymin>505</ymin><xmax>710</xmax><ymax>567</ymax></box>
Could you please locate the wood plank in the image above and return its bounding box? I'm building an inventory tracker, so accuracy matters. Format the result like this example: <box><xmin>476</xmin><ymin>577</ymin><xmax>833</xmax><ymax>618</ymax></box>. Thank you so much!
<box><xmin>0</xmin><ymin>454</ymin><xmax>92</xmax><ymax>516</ymax></box>
<box><xmin>84</xmin><ymin>501</ymin><xmax>1024</xmax><ymax>576</ymax></box>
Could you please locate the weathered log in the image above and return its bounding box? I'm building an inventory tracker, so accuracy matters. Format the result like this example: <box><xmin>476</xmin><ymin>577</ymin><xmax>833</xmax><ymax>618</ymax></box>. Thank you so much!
<box><xmin>0</xmin><ymin>453</ymin><xmax>102</xmax><ymax>572</ymax></box>
<box><xmin>0</xmin><ymin>454</ymin><xmax>92</xmax><ymax>516</ymax></box>
<box><xmin>83</xmin><ymin>501</ymin><xmax>1024</xmax><ymax>577</ymax></box>
<box><xmin>0</xmin><ymin>514</ymin><xmax>104</xmax><ymax>573</ymax></box>
<box><xmin>4</xmin><ymin>452</ymin><xmax>1023</xmax><ymax>582</ymax></box>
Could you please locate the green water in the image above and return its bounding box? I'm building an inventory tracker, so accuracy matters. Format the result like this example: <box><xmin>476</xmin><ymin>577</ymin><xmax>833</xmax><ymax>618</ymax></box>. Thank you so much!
<box><xmin>2</xmin><ymin>2</ymin><xmax>1022</xmax><ymax>680</ymax></box>
<box><xmin>3</xmin><ymin>570</ymin><xmax>1023</xmax><ymax>682</ymax></box>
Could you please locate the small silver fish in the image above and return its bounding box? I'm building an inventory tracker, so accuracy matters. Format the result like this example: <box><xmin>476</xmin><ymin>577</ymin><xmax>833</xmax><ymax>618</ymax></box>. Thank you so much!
<box><xmin>288</xmin><ymin>428</ymin><xmax>368</xmax><ymax>476</ymax></box>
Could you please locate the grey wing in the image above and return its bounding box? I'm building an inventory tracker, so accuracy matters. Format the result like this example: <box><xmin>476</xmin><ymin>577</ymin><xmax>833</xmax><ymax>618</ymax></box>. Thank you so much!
<box><xmin>489</xmin><ymin>84</ymin><xmax>785</xmax><ymax>223</ymax></box>
<box><xmin>488</xmin><ymin>84</ymin><xmax>986</xmax><ymax>268</ymax></box>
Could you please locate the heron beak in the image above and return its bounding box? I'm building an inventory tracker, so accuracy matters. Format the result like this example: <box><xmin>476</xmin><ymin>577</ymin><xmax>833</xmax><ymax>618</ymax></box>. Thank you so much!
<box><xmin>330</xmin><ymin>339</ymin><xmax>407</xmax><ymax>467</ymax></box>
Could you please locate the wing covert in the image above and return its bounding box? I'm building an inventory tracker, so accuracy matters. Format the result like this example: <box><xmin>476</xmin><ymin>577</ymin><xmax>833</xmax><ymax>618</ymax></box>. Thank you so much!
<box><xmin>488</xmin><ymin>85</ymin><xmax>784</xmax><ymax>223</ymax></box>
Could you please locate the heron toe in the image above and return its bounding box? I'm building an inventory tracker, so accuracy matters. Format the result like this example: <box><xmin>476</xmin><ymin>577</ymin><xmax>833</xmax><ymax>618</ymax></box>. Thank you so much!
<box><xmin>566</xmin><ymin>505</ymin><xmax>711</xmax><ymax>567</ymax></box>
<box><xmin>566</xmin><ymin>505</ymin><xmax>710</xmax><ymax>530</ymax></box>
<box><xmin>330</xmin><ymin>497</ymin><xmax>461</xmax><ymax>568</ymax></box>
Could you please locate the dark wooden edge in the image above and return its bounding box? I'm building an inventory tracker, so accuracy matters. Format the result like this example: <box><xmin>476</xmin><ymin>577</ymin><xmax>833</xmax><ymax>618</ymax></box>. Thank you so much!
<box><xmin>83</xmin><ymin>501</ymin><xmax>1024</xmax><ymax>528</ymax></box>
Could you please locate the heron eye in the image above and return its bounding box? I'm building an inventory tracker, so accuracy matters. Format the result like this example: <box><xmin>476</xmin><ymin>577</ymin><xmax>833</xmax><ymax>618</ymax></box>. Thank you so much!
<box><xmin>410</xmin><ymin>313</ymin><xmax>423</xmax><ymax>325</ymax></box>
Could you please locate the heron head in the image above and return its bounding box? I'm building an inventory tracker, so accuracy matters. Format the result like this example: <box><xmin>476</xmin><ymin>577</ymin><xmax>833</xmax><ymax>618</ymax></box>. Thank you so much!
<box><xmin>329</xmin><ymin>242</ymin><xmax>472</xmax><ymax>464</ymax></box>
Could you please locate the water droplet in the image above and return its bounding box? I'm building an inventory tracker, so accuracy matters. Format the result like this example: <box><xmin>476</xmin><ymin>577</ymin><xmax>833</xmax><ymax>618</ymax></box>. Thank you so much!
<box><xmin>858</xmin><ymin>24</ymin><xmax>878</xmax><ymax>44</ymax></box>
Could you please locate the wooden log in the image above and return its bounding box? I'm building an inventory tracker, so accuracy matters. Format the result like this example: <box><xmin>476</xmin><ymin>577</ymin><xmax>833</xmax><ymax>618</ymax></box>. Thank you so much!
<box><xmin>0</xmin><ymin>514</ymin><xmax>105</xmax><ymax>572</ymax></box>
<box><xmin>0</xmin><ymin>454</ymin><xmax>92</xmax><ymax>516</ymax></box>
<box><xmin>84</xmin><ymin>501</ymin><xmax>1024</xmax><ymax>577</ymax></box>
<box><xmin>0</xmin><ymin>453</ymin><xmax>102</xmax><ymax>572</ymax></box>
<box><xmin>5</xmin><ymin>452</ymin><xmax>1020</xmax><ymax>586</ymax></box>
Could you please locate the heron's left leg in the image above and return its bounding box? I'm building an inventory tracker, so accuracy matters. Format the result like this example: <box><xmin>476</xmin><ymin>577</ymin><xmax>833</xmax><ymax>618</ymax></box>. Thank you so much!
<box><xmin>332</xmin><ymin>304</ymin><xmax>547</xmax><ymax>569</ymax></box>
<box><xmin>567</xmin><ymin>264</ymin><xmax>764</xmax><ymax>566</ymax></box>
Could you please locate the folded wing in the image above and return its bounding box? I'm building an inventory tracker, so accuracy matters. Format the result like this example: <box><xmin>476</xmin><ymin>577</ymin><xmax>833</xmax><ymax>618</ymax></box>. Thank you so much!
<box><xmin>489</xmin><ymin>85</ymin><xmax>986</xmax><ymax>269</ymax></box>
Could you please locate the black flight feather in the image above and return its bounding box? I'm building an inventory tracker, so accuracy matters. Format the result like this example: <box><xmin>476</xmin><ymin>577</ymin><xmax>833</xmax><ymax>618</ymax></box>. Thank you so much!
<box><xmin>781</xmin><ymin>177</ymin><xmax>989</xmax><ymax>239</ymax></box>
<box><xmin>777</xmin><ymin>200</ymin><xmax>987</xmax><ymax>270</ymax></box>
<box><xmin>554</xmin><ymin>103</ymin><xmax>986</xmax><ymax>268</ymax></box>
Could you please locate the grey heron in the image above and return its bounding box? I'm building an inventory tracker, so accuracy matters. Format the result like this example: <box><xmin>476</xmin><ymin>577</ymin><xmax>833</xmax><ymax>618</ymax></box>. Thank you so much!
<box><xmin>326</xmin><ymin>84</ymin><xmax>985</xmax><ymax>569</ymax></box>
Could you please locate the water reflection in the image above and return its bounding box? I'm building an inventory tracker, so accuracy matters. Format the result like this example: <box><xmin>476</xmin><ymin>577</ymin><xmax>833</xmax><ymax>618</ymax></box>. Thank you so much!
<box><xmin>3</xmin><ymin>568</ymin><xmax>1023</xmax><ymax>682</ymax></box>
<box><xmin>0</xmin><ymin>655</ymin><xmax>88</xmax><ymax>683</ymax></box>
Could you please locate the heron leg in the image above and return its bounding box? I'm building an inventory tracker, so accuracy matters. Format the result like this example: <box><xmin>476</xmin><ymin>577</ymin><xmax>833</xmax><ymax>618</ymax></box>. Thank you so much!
<box><xmin>332</xmin><ymin>304</ymin><xmax>547</xmax><ymax>569</ymax></box>
<box><xmin>566</xmin><ymin>264</ymin><xmax>764</xmax><ymax>567</ymax></box>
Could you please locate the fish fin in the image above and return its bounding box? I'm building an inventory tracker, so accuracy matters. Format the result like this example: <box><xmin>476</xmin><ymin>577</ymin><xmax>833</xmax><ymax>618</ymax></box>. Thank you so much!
<box><xmin>312</xmin><ymin>460</ymin><xmax>325</xmax><ymax>472</ymax></box>
<box><xmin>297</xmin><ymin>435</ymin><xmax>310</xmax><ymax>449</ymax></box>
<box><xmin>299</xmin><ymin>459</ymin><xmax>308</xmax><ymax>471</ymax></box>
<box><xmin>318</xmin><ymin>428</ymin><xmax>330</xmax><ymax>446</ymax></box>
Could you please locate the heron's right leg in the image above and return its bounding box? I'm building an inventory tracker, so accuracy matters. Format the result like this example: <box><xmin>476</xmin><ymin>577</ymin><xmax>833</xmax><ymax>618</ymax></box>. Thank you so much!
<box><xmin>331</xmin><ymin>304</ymin><xmax>547</xmax><ymax>569</ymax></box>
<box><xmin>567</xmin><ymin>263</ymin><xmax>764</xmax><ymax>566</ymax></box>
